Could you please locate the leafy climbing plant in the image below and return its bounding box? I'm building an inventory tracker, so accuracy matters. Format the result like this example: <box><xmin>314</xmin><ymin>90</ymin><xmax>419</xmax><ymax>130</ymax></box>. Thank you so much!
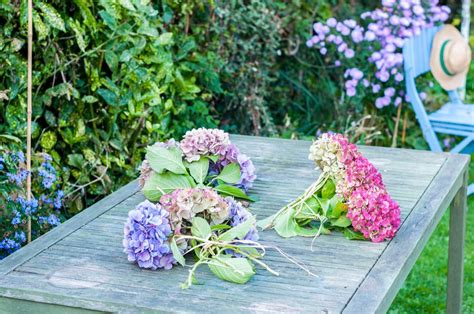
<box><xmin>0</xmin><ymin>0</ymin><xmax>220</xmax><ymax>210</ymax></box>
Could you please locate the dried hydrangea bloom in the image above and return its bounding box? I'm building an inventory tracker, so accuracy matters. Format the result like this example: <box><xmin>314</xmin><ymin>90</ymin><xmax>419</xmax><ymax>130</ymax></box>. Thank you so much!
<box><xmin>180</xmin><ymin>128</ymin><xmax>231</xmax><ymax>162</ymax></box>
<box><xmin>138</xmin><ymin>160</ymin><xmax>152</xmax><ymax>188</ymax></box>
<box><xmin>160</xmin><ymin>188</ymin><xmax>230</xmax><ymax>233</ymax></box>
<box><xmin>123</xmin><ymin>200</ymin><xmax>175</xmax><ymax>270</ymax></box>
<box><xmin>309</xmin><ymin>133</ymin><xmax>400</xmax><ymax>242</ymax></box>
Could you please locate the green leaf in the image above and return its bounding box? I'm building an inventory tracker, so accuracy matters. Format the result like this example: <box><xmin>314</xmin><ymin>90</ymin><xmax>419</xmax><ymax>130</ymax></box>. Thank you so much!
<box><xmin>142</xmin><ymin>172</ymin><xmax>192</xmax><ymax>201</ymax></box>
<box><xmin>119</xmin><ymin>0</ymin><xmax>135</xmax><ymax>11</ymax></box>
<box><xmin>32</xmin><ymin>11</ymin><xmax>48</xmax><ymax>40</ymax></box>
<box><xmin>208</xmin><ymin>256</ymin><xmax>255</xmax><ymax>284</ymax></box>
<box><xmin>208</xmin><ymin>155</ymin><xmax>219</xmax><ymax>163</ymax></box>
<box><xmin>216</xmin><ymin>163</ymin><xmax>241</xmax><ymax>184</ymax></box>
<box><xmin>98</xmin><ymin>10</ymin><xmax>116</xmax><ymax>29</ymax></box>
<box><xmin>146</xmin><ymin>146</ymin><xmax>186</xmax><ymax>174</ymax></box>
<box><xmin>69</xmin><ymin>19</ymin><xmax>86</xmax><ymax>52</ymax></box>
<box><xmin>105</xmin><ymin>50</ymin><xmax>119</xmax><ymax>71</ymax></box>
<box><xmin>40</xmin><ymin>131</ymin><xmax>57</xmax><ymax>151</ymax></box>
<box><xmin>331</xmin><ymin>215</ymin><xmax>352</xmax><ymax>228</ymax></box>
<box><xmin>256</xmin><ymin>213</ymin><xmax>277</xmax><ymax>230</ymax></box>
<box><xmin>191</xmin><ymin>217</ymin><xmax>212</xmax><ymax>240</ymax></box>
<box><xmin>170</xmin><ymin>237</ymin><xmax>185</xmax><ymax>266</ymax></box>
<box><xmin>328</xmin><ymin>200</ymin><xmax>347</xmax><ymax>219</ymax></box>
<box><xmin>273</xmin><ymin>208</ymin><xmax>298</xmax><ymax>238</ymax></box>
<box><xmin>318</xmin><ymin>198</ymin><xmax>331</xmax><ymax>216</ymax></box>
<box><xmin>219</xmin><ymin>215</ymin><xmax>256</xmax><ymax>241</ymax></box>
<box><xmin>294</xmin><ymin>224</ymin><xmax>321</xmax><ymax>237</ymax></box>
<box><xmin>67</xmin><ymin>154</ymin><xmax>84</xmax><ymax>168</ymax></box>
<box><xmin>343</xmin><ymin>228</ymin><xmax>366</xmax><ymax>241</ymax></box>
<box><xmin>97</xmin><ymin>88</ymin><xmax>118</xmax><ymax>106</ymax></box>
<box><xmin>321</xmin><ymin>179</ymin><xmax>336</xmax><ymax>199</ymax></box>
<box><xmin>187</xmin><ymin>157</ymin><xmax>209</xmax><ymax>184</ymax></box>
<box><xmin>82</xmin><ymin>95</ymin><xmax>98</xmax><ymax>103</ymax></box>
<box><xmin>37</xmin><ymin>2</ymin><xmax>65</xmax><ymax>31</ymax></box>
<box><xmin>211</xmin><ymin>224</ymin><xmax>232</xmax><ymax>232</ymax></box>
<box><xmin>215</xmin><ymin>185</ymin><xmax>254</xmax><ymax>202</ymax></box>
<box><xmin>157</xmin><ymin>32</ymin><xmax>173</xmax><ymax>45</ymax></box>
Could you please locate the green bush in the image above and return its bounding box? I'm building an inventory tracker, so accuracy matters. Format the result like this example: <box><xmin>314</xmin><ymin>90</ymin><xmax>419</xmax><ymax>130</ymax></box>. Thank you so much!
<box><xmin>0</xmin><ymin>0</ymin><xmax>467</xmax><ymax>211</ymax></box>
<box><xmin>0</xmin><ymin>0</ymin><xmax>220</xmax><ymax>210</ymax></box>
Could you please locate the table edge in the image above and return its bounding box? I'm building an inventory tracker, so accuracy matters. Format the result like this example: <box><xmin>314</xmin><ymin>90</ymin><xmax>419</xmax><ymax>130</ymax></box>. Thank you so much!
<box><xmin>343</xmin><ymin>153</ymin><xmax>470</xmax><ymax>313</ymax></box>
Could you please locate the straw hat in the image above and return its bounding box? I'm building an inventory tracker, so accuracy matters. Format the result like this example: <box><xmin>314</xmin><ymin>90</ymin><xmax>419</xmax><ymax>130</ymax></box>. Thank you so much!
<box><xmin>430</xmin><ymin>25</ymin><xmax>472</xmax><ymax>90</ymax></box>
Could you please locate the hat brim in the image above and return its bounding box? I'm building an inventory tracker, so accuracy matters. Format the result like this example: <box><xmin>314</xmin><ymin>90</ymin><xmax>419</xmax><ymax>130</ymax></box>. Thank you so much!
<box><xmin>430</xmin><ymin>25</ymin><xmax>469</xmax><ymax>91</ymax></box>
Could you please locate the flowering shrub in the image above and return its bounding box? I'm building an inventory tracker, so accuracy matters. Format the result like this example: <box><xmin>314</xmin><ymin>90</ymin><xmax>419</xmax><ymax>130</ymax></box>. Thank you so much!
<box><xmin>0</xmin><ymin>150</ymin><xmax>64</xmax><ymax>259</ymax></box>
<box><xmin>139</xmin><ymin>128</ymin><xmax>256</xmax><ymax>203</ymax></box>
<box><xmin>306</xmin><ymin>0</ymin><xmax>450</xmax><ymax>108</ymax></box>
<box><xmin>123</xmin><ymin>189</ymin><xmax>266</xmax><ymax>288</ymax></box>
<box><xmin>259</xmin><ymin>133</ymin><xmax>400</xmax><ymax>243</ymax></box>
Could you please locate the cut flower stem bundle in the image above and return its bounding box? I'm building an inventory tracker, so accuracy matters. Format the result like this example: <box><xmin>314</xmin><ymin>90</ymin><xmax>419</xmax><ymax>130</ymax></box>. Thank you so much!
<box><xmin>259</xmin><ymin>133</ymin><xmax>401</xmax><ymax>243</ymax></box>
<box><xmin>124</xmin><ymin>128</ymin><xmax>315</xmax><ymax>288</ymax></box>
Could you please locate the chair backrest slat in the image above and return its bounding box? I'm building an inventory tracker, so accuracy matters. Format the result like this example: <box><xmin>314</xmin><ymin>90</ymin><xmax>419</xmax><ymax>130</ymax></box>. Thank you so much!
<box><xmin>403</xmin><ymin>26</ymin><xmax>442</xmax><ymax>79</ymax></box>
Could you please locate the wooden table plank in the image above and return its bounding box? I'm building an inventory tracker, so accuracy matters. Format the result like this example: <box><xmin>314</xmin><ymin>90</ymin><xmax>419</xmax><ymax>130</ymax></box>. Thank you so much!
<box><xmin>0</xmin><ymin>135</ymin><xmax>467</xmax><ymax>313</ymax></box>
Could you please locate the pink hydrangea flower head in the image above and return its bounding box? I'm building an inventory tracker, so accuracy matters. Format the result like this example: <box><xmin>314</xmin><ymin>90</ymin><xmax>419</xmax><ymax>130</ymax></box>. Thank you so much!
<box><xmin>180</xmin><ymin>128</ymin><xmax>231</xmax><ymax>162</ymax></box>
<box><xmin>309</xmin><ymin>133</ymin><xmax>401</xmax><ymax>242</ymax></box>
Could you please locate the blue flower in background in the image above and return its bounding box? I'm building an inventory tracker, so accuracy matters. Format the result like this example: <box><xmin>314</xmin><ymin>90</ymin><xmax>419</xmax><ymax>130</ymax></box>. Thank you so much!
<box><xmin>11</xmin><ymin>211</ymin><xmax>21</xmax><ymax>225</ymax></box>
<box><xmin>14</xmin><ymin>231</ymin><xmax>26</xmax><ymax>243</ymax></box>
<box><xmin>47</xmin><ymin>214</ymin><xmax>61</xmax><ymax>226</ymax></box>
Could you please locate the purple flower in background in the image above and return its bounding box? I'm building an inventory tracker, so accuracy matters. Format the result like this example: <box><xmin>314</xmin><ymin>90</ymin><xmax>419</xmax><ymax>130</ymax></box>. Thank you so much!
<box><xmin>344</xmin><ymin>49</ymin><xmax>355</xmax><ymax>58</ymax></box>
<box><xmin>123</xmin><ymin>200</ymin><xmax>175</xmax><ymax>270</ymax></box>
<box><xmin>364</xmin><ymin>30</ymin><xmax>376</xmax><ymax>41</ymax></box>
<box><xmin>372</xmin><ymin>84</ymin><xmax>381</xmax><ymax>93</ymax></box>
<box><xmin>327</xmin><ymin>17</ymin><xmax>337</xmax><ymax>27</ymax></box>
<box><xmin>349</xmin><ymin>68</ymin><xmax>364</xmax><ymax>80</ymax></box>
<box><xmin>443</xmin><ymin>137</ymin><xmax>454</xmax><ymax>149</ymax></box>
<box><xmin>351</xmin><ymin>29</ymin><xmax>364</xmax><ymax>43</ymax></box>
<box><xmin>395</xmin><ymin>73</ymin><xmax>404</xmax><ymax>82</ymax></box>
<box><xmin>306</xmin><ymin>0</ymin><xmax>450</xmax><ymax>108</ymax></box>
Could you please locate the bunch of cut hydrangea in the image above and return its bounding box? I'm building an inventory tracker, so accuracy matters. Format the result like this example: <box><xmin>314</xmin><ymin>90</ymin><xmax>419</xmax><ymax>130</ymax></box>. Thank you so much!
<box><xmin>123</xmin><ymin>187</ymin><xmax>278</xmax><ymax>288</ymax></box>
<box><xmin>139</xmin><ymin>128</ymin><xmax>256</xmax><ymax>204</ymax></box>
<box><xmin>258</xmin><ymin>133</ymin><xmax>400</xmax><ymax>243</ymax></box>
<box><xmin>306</xmin><ymin>0</ymin><xmax>449</xmax><ymax>108</ymax></box>
<box><xmin>0</xmin><ymin>150</ymin><xmax>64</xmax><ymax>260</ymax></box>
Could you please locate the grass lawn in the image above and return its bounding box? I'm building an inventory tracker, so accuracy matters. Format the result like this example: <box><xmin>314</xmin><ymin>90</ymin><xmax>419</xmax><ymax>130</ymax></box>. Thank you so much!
<box><xmin>389</xmin><ymin>193</ymin><xmax>473</xmax><ymax>313</ymax></box>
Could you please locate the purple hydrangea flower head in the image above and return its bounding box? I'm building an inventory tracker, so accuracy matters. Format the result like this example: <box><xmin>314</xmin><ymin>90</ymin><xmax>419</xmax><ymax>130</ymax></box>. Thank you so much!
<box><xmin>220</xmin><ymin>144</ymin><xmax>256</xmax><ymax>191</ymax></box>
<box><xmin>123</xmin><ymin>200</ymin><xmax>175</xmax><ymax>270</ymax></box>
<box><xmin>226</xmin><ymin>197</ymin><xmax>259</xmax><ymax>242</ymax></box>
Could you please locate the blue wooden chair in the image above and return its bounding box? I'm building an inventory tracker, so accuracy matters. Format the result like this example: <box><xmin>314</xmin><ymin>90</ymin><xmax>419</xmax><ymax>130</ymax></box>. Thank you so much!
<box><xmin>403</xmin><ymin>26</ymin><xmax>473</xmax><ymax>195</ymax></box>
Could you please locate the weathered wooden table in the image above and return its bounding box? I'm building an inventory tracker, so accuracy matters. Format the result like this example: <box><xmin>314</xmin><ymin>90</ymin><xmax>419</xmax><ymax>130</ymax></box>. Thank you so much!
<box><xmin>0</xmin><ymin>136</ymin><xmax>469</xmax><ymax>313</ymax></box>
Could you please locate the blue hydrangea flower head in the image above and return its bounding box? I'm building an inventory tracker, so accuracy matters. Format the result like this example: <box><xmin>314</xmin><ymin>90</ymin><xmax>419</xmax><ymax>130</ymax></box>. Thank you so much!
<box><xmin>123</xmin><ymin>200</ymin><xmax>175</xmax><ymax>270</ymax></box>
